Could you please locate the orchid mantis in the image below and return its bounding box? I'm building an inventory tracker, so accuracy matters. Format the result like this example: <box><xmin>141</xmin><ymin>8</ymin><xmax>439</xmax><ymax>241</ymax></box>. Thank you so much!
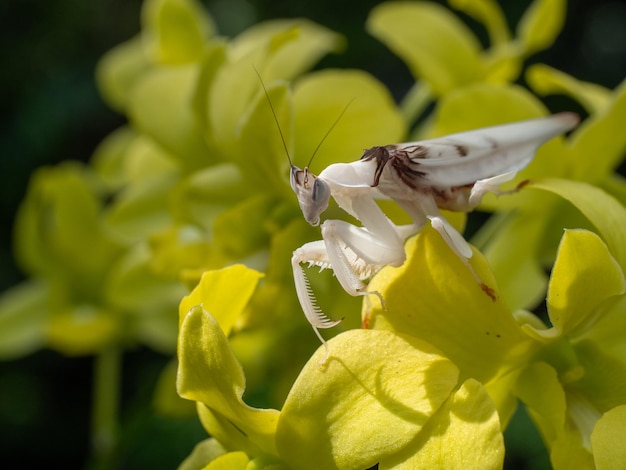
<box><xmin>287</xmin><ymin>111</ymin><xmax>579</xmax><ymax>347</ymax></box>
<box><xmin>257</xmin><ymin>74</ymin><xmax>578</xmax><ymax>347</ymax></box>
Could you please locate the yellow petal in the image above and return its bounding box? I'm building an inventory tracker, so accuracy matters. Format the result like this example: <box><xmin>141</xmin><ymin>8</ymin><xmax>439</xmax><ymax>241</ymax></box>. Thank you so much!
<box><xmin>177</xmin><ymin>306</ymin><xmax>279</xmax><ymax>456</ymax></box>
<box><xmin>178</xmin><ymin>438</ymin><xmax>226</xmax><ymax>470</ymax></box>
<box><xmin>516</xmin><ymin>0</ymin><xmax>567</xmax><ymax>56</ymax></box>
<box><xmin>367</xmin><ymin>2</ymin><xmax>483</xmax><ymax>95</ymax></box>
<box><xmin>276</xmin><ymin>329</ymin><xmax>459</xmax><ymax>470</ymax></box>
<box><xmin>531</xmin><ymin>179</ymin><xmax>626</xmax><ymax>271</ymax></box>
<box><xmin>591</xmin><ymin>405</ymin><xmax>626</xmax><ymax>470</ymax></box>
<box><xmin>514</xmin><ymin>362</ymin><xmax>566</xmax><ymax>443</ymax></box>
<box><xmin>179</xmin><ymin>265</ymin><xmax>263</xmax><ymax>335</ymax></box>
<box><xmin>379</xmin><ymin>379</ymin><xmax>504</xmax><ymax>469</ymax></box>
<box><xmin>526</xmin><ymin>64</ymin><xmax>611</xmax><ymax>114</ymax></box>
<box><xmin>545</xmin><ymin>230</ymin><xmax>625</xmax><ymax>338</ymax></box>
<box><xmin>203</xmin><ymin>451</ymin><xmax>249</xmax><ymax>470</ymax></box>
<box><xmin>141</xmin><ymin>0</ymin><xmax>215</xmax><ymax>65</ymax></box>
<box><xmin>293</xmin><ymin>69</ymin><xmax>406</xmax><ymax>170</ymax></box>
<box><xmin>366</xmin><ymin>226</ymin><xmax>536</xmax><ymax>384</ymax></box>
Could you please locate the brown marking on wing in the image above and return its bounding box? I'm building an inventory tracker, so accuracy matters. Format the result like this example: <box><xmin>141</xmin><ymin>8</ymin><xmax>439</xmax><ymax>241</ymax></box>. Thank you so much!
<box><xmin>455</xmin><ymin>144</ymin><xmax>469</xmax><ymax>157</ymax></box>
<box><xmin>484</xmin><ymin>135</ymin><xmax>498</xmax><ymax>149</ymax></box>
<box><xmin>362</xmin><ymin>145</ymin><xmax>392</xmax><ymax>187</ymax></box>
<box><xmin>403</xmin><ymin>145</ymin><xmax>429</xmax><ymax>159</ymax></box>
<box><xmin>390</xmin><ymin>148</ymin><xmax>427</xmax><ymax>190</ymax></box>
<box><xmin>391</xmin><ymin>150</ymin><xmax>426</xmax><ymax>191</ymax></box>
<box><xmin>362</xmin><ymin>144</ymin><xmax>431</xmax><ymax>189</ymax></box>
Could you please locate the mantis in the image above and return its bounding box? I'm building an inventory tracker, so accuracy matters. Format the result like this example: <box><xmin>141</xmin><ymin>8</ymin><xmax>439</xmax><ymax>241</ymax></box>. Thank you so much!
<box><xmin>259</xmin><ymin>77</ymin><xmax>579</xmax><ymax>348</ymax></box>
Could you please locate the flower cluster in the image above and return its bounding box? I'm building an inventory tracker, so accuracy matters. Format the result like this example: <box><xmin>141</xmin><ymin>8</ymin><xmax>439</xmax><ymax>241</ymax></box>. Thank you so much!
<box><xmin>174</xmin><ymin>1</ymin><xmax>626</xmax><ymax>469</ymax></box>
<box><xmin>1</xmin><ymin>0</ymin><xmax>625</xmax><ymax>468</ymax></box>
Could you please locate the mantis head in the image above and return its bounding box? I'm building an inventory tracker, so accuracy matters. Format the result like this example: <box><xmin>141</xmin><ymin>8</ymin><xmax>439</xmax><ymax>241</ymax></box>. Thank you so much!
<box><xmin>290</xmin><ymin>165</ymin><xmax>331</xmax><ymax>226</ymax></box>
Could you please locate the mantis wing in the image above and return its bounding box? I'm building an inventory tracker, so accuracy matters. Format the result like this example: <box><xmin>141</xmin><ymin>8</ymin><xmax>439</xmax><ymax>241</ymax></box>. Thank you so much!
<box><xmin>400</xmin><ymin>113</ymin><xmax>579</xmax><ymax>187</ymax></box>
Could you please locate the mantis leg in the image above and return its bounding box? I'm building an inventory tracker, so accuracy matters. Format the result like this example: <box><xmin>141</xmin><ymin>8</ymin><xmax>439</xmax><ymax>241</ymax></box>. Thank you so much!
<box><xmin>320</xmin><ymin>219</ymin><xmax>407</xmax><ymax>294</ymax></box>
<box><xmin>469</xmin><ymin>171</ymin><xmax>518</xmax><ymax>206</ymax></box>
<box><xmin>401</xmin><ymin>195</ymin><xmax>497</xmax><ymax>300</ymax></box>
<box><xmin>291</xmin><ymin>216</ymin><xmax>408</xmax><ymax>356</ymax></box>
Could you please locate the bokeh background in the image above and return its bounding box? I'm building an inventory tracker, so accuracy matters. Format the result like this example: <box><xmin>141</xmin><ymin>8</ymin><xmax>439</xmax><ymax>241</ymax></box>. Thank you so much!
<box><xmin>1</xmin><ymin>0</ymin><xmax>625</xmax><ymax>468</ymax></box>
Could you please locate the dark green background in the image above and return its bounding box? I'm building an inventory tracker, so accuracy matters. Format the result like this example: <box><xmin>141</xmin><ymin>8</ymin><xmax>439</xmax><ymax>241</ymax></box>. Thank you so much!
<box><xmin>1</xmin><ymin>0</ymin><xmax>624</xmax><ymax>468</ymax></box>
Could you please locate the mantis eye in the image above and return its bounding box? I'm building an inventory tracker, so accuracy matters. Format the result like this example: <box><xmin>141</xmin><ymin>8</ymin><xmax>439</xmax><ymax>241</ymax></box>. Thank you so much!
<box><xmin>312</xmin><ymin>178</ymin><xmax>330</xmax><ymax>204</ymax></box>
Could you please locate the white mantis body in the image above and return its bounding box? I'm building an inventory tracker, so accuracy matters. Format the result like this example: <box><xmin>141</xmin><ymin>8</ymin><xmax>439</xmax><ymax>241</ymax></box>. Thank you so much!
<box><xmin>285</xmin><ymin>111</ymin><xmax>579</xmax><ymax>347</ymax></box>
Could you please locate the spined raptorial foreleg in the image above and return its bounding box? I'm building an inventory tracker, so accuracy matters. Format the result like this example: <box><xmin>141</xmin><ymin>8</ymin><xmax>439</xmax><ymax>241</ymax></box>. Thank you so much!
<box><xmin>291</xmin><ymin>219</ymin><xmax>408</xmax><ymax>356</ymax></box>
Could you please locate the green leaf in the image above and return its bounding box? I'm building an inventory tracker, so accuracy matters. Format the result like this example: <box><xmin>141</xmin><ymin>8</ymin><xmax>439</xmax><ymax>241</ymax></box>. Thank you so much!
<box><xmin>141</xmin><ymin>0</ymin><xmax>215</xmax><ymax>65</ymax></box>
<box><xmin>15</xmin><ymin>163</ymin><xmax>124</xmax><ymax>286</ymax></box>
<box><xmin>379</xmin><ymin>379</ymin><xmax>504</xmax><ymax>469</ymax></box>
<box><xmin>591</xmin><ymin>405</ymin><xmax>626</xmax><ymax>470</ymax></box>
<box><xmin>530</xmin><ymin>179</ymin><xmax>626</xmax><ymax>269</ymax></box>
<box><xmin>516</xmin><ymin>0</ymin><xmax>567</xmax><ymax>56</ymax></box>
<box><xmin>90</xmin><ymin>126</ymin><xmax>137</xmax><ymax>190</ymax></box>
<box><xmin>105</xmin><ymin>173</ymin><xmax>177</xmax><ymax>241</ymax></box>
<box><xmin>526</xmin><ymin>64</ymin><xmax>612</xmax><ymax>114</ymax></box>
<box><xmin>177</xmin><ymin>305</ymin><xmax>279</xmax><ymax>456</ymax></box>
<box><xmin>0</xmin><ymin>281</ymin><xmax>48</xmax><ymax>359</ymax></box>
<box><xmin>447</xmin><ymin>0</ymin><xmax>510</xmax><ymax>45</ymax></box>
<box><xmin>568</xmin><ymin>79</ymin><xmax>626</xmax><ymax>182</ymax></box>
<box><xmin>544</xmin><ymin>230</ymin><xmax>625</xmax><ymax>338</ymax></box>
<box><xmin>367</xmin><ymin>2</ymin><xmax>483</xmax><ymax>95</ymax></box>
<box><xmin>276</xmin><ymin>329</ymin><xmax>459</xmax><ymax>470</ymax></box>
<box><xmin>95</xmin><ymin>36</ymin><xmax>151</xmax><ymax>112</ymax></box>
<box><xmin>366</xmin><ymin>225</ymin><xmax>537</xmax><ymax>383</ymax></box>
<box><xmin>179</xmin><ymin>265</ymin><xmax>263</xmax><ymax>336</ymax></box>
<box><xmin>128</xmin><ymin>65</ymin><xmax>210</xmax><ymax>170</ymax></box>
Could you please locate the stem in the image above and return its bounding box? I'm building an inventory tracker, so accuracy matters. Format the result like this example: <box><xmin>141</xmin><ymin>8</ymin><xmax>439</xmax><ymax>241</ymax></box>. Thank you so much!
<box><xmin>90</xmin><ymin>344</ymin><xmax>122</xmax><ymax>470</ymax></box>
<box><xmin>469</xmin><ymin>211</ymin><xmax>511</xmax><ymax>250</ymax></box>
<box><xmin>399</xmin><ymin>81</ymin><xmax>433</xmax><ymax>127</ymax></box>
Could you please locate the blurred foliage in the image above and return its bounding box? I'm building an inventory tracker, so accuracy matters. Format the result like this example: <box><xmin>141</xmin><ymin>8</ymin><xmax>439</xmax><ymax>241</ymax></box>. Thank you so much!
<box><xmin>0</xmin><ymin>0</ymin><xmax>625</xmax><ymax>469</ymax></box>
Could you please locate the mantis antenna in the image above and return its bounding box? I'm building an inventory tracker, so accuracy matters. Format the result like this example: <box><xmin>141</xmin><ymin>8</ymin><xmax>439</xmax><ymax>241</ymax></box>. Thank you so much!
<box><xmin>253</xmin><ymin>66</ymin><xmax>293</xmax><ymax>166</ymax></box>
<box><xmin>305</xmin><ymin>98</ymin><xmax>354</xmax><ymax>169</ymax></box>
<box><xmin>253</xmin><ymin>66</ymin><xmax>353</xmax><ymax>171</ymax></box>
